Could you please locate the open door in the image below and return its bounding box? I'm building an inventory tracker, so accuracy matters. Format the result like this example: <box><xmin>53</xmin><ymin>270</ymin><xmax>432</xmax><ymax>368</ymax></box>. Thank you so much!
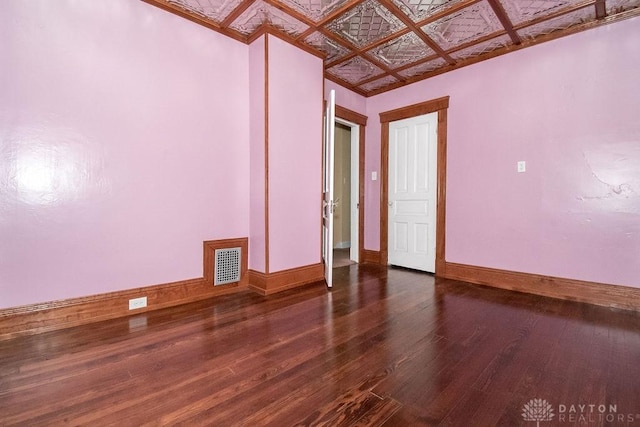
<box><xmin>322</xmin><ymin>90</ymin><xmax>336</xmax><ymax>287</ymax></box>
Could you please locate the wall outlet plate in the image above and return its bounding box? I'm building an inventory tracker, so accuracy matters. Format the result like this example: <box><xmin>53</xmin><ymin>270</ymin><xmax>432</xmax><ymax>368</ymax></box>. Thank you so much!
<box><xmin>129</xmin><ymin>296</ymin><xmax>147</xmax><ymax>310</ymax></box>
<box><xmin>517</xmin><ymin>161</ymin><xmax>526</xmax><ymax>173</ymax></box>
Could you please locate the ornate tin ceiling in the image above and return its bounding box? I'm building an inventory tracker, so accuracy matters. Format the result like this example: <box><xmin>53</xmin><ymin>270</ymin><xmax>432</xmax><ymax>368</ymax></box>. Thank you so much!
<box><xmin>144</xmin><ymin>0</ymin><xmax>640</xmax><ymax>96</ymax></box>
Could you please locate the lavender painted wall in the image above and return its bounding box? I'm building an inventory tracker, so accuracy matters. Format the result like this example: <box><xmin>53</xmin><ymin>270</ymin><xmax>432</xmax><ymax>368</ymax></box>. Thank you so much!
<box><xmin>325</xmin><ymin>81</ymin><xmax>367</xmax><ymax>116</ymax></box>
<box><xmin>267</xmin><ymin>36</ymin><xmax>323</xmax><ymax>272</ymax></box>
<box><xmin>0</xmin><ymin>0</ymin><xmax>250</xmax><ymax>308</ymax></box>
<box><xmin>248</xmin><ymin>36</ymin><xmax>267</xmax><ymax>273</ymax></box>
<box><xmin>365</xmin><ymin>17</ymin><xmax>640</xmax><ymax>287</ymax></box>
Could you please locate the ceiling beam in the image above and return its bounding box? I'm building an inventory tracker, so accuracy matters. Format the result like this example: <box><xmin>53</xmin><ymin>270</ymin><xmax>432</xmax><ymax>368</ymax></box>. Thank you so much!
<box><xmin>379</xmin><ymin>0</ymin><xmax>456</xmax><ymax>65</ymax></box>
<box><xmin>595</xmin><ymin>0</ymin><xmax>607</xmax><ymax>19</ymax></box>
<box><xmin>486</xmin><ymin>0</ymin><xmax>522</xmax><ymax>45</ymax></box>
<box><xmin>220</xmin><ymin>0</ymin><xmax>258</xmax><ymax>28</ymax></box>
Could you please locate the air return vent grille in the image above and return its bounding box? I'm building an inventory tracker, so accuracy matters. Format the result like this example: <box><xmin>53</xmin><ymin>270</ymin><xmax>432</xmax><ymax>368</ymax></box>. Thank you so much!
<box><xmin>214</xmin><ymin>247</ymin><xmax>241</xmax><ymax>285</ymax></box>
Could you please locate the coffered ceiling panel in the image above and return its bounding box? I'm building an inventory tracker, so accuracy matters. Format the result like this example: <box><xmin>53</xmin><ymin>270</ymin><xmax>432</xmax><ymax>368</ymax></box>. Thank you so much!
<box><xmin>391</xmin><ymin>0</ymin><xmax>468</xmax><ymax>23</ymax></box>
<box><xmin>421</xmin><ymin>1</ymin><xmax>502</xmax><ymax>50</ymax></box>
<box><xmin>326</xmin><ymin>0</ymin><xmax>406</xmax><ymax>47</ymax></box>
<box><xmin>166</xmin><ymin>0</ymin><xmax>243</xmax><ymax>22</ymax></box>
<box><xmin>145</xmin><ymin>0</ymin><xmax>640</xmax><ymax>96</ymax></box>
<box><xmin>326</xmin><ymin>55</ymin><xmax>385</xmax><ymax>83</ymax></box>
<box><xmin>229</xmin><ymin>0</ymin><xmax>309</xmax><ymax>36</ymax></box>
<box><xmin>371</xmin><ymin>32</ymin><xmax>435</xmax><ymax>67</ymax></box>
<box><xmin>275</xmin><ymin>0</ymin><xmax>352</xmax><ymax>22</ymax></box>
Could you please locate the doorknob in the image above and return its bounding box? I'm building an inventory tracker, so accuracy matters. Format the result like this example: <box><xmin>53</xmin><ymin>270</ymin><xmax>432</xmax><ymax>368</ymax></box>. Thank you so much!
<box><xmin>388</xmin><ymin>201</ymin><xmax>393</xmax><ymax>207</ymax></box>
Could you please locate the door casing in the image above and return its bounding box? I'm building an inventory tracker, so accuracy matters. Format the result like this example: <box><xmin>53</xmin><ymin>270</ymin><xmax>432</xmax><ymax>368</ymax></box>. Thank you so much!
<box><xmin>380</xmin><ymin>96</ymin><xmax>450</xmax><ymax>275</ymax></box>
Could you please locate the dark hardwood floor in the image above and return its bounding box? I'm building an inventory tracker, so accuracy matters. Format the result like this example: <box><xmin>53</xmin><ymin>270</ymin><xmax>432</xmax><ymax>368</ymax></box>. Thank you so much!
<box><xmin>1</xmin><ymin>264</ymin><xmax>639</xmax><ymax>426</ymax></box>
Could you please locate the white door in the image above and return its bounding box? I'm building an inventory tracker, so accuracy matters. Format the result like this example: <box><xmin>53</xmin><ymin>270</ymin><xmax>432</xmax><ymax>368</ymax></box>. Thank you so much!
<box><xmin>322</xmin><ymin>90</ymin><xmax>336</xmax><ymax>287</ymax></box>
<box><xmin>388</xmin><ymin>113</ymin><xmax>437</xmax><ymax>272</ymax></box>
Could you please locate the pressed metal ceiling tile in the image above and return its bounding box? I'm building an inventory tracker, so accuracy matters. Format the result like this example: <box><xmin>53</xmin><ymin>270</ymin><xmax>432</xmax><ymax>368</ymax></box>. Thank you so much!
<box><xmin>391</xmin><ymin>0</ymin><xmax>467</xmax><ymax>22</ymax></box>
<box><xmin>275</xmin><ymin>0</ymin><xmax>352</xmax><ymax>22</ymax></box>
<box><xmin>326</xmin><ymin>0</ymin><xmax>406</xmax><ymax>48</ymax></box>
<box><xmin>167</xmin><ymin>0</ymin><xmax>244</xmax><ymax>23</ymax></box>
<box><xmin>304</xmin><ymin>32</ymin><xmax>351</xmax><ymax>62</ymax></box>
<box><xmin>450</xmin><ymin>33</ymin><xmax>511</xmax><ymax>60</ymax></box>
<box><xmin>501</xmin><ymin>0</ymin><xmax>586</xmax><ymax>25</ymax></box>
<box><xmin>421</xmin><ymin>0</ymin><xmax>502</xmax><ymax>50</ymax></box>
<box><xmin>151</xmin><ymin>0</ymin><xmax>635</xmax><ymax>95</ymax></box>
<box><xmin>229</xmin><ymin>0</ymin><xmax>309</xmax><ymax>36</ymax></box>
<box><xmin>607</xmin><ymin>0</ymin><xmax>640</xmax><ymax>14</ymax></box>
<box><xmin>370</xmin><ymin>32</ymin><xmax>435</xmax><ymax>68</ymax></box>
<box><xmin>359</xmin><ymin>75</ymin><xmax>399</xmax><ymax>91</ymax></box>
<box><xmin>397</xmin><ymin>57</ymin><xmax>448</xmax><ymax>77</ymax></box>
<box><xmin>518</xmin><ymin>6</ymin><xmax>594</xmax><ymax>40</ymax></box>
<box><xmin>326</xmin><ymin>56</ymin><xmax>385</xmax><ymax>84</ymax></box>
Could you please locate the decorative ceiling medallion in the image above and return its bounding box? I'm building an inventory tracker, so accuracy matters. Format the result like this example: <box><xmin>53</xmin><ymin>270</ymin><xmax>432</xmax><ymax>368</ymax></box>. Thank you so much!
<box><xmin>275</xmin><ymin>0</ymin><xmax>352</xmax><ymax>22</ymax></box>
<box><xmin>397</xmin><ymin>57</ymin><xmax>448</xmax><ymax>77</ymax></box>
<box><xmin>359</xmin><ymin>75</ymin><xmax>399</xmax><ymax>91</ymax></box>
<box><xmin>606</xmin><ymin>0</ymin><xmax>640</xmax><ymax>14</ymax></box>
<box><xmin>501</xmin><ymin>0</ymin><xmax>585</xmax><ymax>26</ymax></box>
<box><xmin>327</xmin><ymin>0</ymin><xmax>405</xmax><ymax>48</ymax></box>
<box><xmin>518</xmin><ymin>6</ymin><xmax>594</xmax><ymax>40</ymax></box>
<box><xmin>369</xmin><ymin>32</ymin><xmax>435</xmax><ymax>68</ymax></box>
<box><xmin>391</xmin><ymin>0</ymin><xmax>467</xmax><ymax>23</ymax></box>
<box><xmin>304</xmin><ymin>32</ymin><xmax>351</xmax><ymax>62</ymax></box>
<box><xmin>450</xmin><ymin>33</ymin><xmax>511</xmax><ymax>60</ymax></box>
<box><xmin>229</xmin><ymin>0</ymin><xmax>309</xmax><ymax>36</ymax></box>
<box><xmin>421</xmin><ymin>0</ymin><xmax>502</xmax><ymax>50</ymax></box>
<box><xmin>326</xmin><ymin>56</ymin><xmax>384</xmax><ymax>84</ymax></box>
<box><xmin>166</xmin><ymin>0</ymin><xmax>244</xmax><ymax>23</ymax></box>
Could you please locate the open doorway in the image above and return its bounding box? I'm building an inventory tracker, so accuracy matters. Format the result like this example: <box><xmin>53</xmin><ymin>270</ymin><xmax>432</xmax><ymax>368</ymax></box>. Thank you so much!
<box><xmin>333</xmin><ymin>120</ymin><xmax>359</xmax><ymax>268</ymax></box>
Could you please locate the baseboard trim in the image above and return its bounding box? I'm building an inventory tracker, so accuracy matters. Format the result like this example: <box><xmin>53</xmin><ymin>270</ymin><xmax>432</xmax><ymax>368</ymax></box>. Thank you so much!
<box><xmin>0</xmin><ymin>237</ymin><xmax>249</xmax><ymax>341</ymax></box>
<box><xmin>248</xmin><ymin>263</ymin><xmax>325</xmax><ymax>295</ymax></box>
<box><xmin>441</xmin><ymin>262</ymin><xmax>640</xmax><ymax>311</ymax></box>
<box><xmin>361</xmin><ymin>250</ymin><xmax>381</xmax><ymax>265</ymax></box>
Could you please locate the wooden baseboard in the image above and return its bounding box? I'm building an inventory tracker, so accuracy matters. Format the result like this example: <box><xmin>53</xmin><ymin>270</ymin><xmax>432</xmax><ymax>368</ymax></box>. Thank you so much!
<box><xmin>441</xmin><ymin>262</ymin><xmax>640</xmax><ymax>311</ymax></box>
<box><xmin>248</xmin><ymin>263</ymin><xmax>325</xmax><ymax>295</ymax></box>
<box><xmin>0</xmin><ymin>237</ymin><xmax>250</xmax><ymax>341</ymax></box>
<box><xmin>361</xmin><ymin>250</ymin><xmax>381</xmax><ymax>265</ymax></box>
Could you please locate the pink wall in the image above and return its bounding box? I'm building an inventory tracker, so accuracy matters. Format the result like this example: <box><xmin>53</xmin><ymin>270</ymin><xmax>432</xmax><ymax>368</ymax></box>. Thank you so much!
<box><xmin>267</xmin><ymin>36</ymin><xmax>323</xmax><ymax>272</ymax></box>
<box><xmin>248</xmin><ymin>36</ymin><xmax>267</xmax><ymax>273</ymax></box>
<box><xmin>365</xmin><ymin>16</ymin><xmax>640</xmax><ymax>287</ymax></box>
<box><xmin>0</xmin><ymin>0</ymin><xmax>250</xmax><ymax>308</ymax></box>
<box><xmin>325</xmin><ymin>81</ymin><xmax>367</xmax><ymax>116</ymax></box>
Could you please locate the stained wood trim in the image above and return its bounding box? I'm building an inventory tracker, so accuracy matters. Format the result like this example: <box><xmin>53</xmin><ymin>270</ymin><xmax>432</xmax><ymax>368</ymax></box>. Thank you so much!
<box><xmin>435</xmin><ymin>109</ymin><xmax>448</xmax><ymax>275</ymax></box>
<box><xmin>335</xmin><ymin>106</ymin><xmax>367</xmax><ymax>126</ymax></box>
<box><xmin>264</xmin><ymin>35</ymin><xmax>270</xmax><ymax>274</ymax></box>
<box><xmin>335</xmin><ymin>104</ymin><xmax>368</xmax><ymax>264</ymax></box>
<box><xmin>379</xmin><ymin>97</ymin><xmax>450</xmax><ymax>123</ymax></box>
<box><xmin>379</xmin><ymin>97</ymin><xmax>450</xmax><ymax>274</ymax></box>
<box><xmin>0</xmin><ymin>238</ymin><xmax>250</xmax><ymax>340</ymax></box>
<box><xmin>248</xmin><ymin>263</ymin><xmax>325</xmax><ymax>295</ymax></box>
<box><xmin>361</xmin><ymin>250</ymin><xmax>382</xmax><ymax>265</ymax></box>
<box><xmin>141</xmin><ymin>0</ymin><xmax>247</xmax><ymax>43</ymax></box>
<box><xmin>442</xmin><ymin>262</ymin><xmax>640</xmax><ymax>312</ymax></box>
<box><xmin>379</xmin><ymin>0</ymin><xmax>455</xmax><ymax>65</ymax></box>
<box><xmin>486</xmin><ymin>0</ymin><xmax>521</xmax><ymax>45</ymax></box>
<box><xmin>380</xmin><ymin>120</ymin><xmax>390</xmax><ymax>267</ymax></box>
<box><xmin>221</xmin><ymin>0</ymin><xmax>258</xmax><ymax>27</ymax></box>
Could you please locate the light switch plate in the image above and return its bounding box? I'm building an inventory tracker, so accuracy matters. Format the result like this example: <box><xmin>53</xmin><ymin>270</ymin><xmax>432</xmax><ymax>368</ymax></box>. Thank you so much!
<box><xmin>372</xmin><ymin>171</ymin><xmax>377</xmax><ymax>181</ymax></box>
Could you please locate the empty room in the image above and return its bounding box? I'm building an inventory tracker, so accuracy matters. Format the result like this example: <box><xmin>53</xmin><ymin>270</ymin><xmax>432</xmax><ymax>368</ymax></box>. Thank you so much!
<box><xmin>1</xmin><ymin>0</ymin><xmax>639</xmax><ymax>425</ymax></box>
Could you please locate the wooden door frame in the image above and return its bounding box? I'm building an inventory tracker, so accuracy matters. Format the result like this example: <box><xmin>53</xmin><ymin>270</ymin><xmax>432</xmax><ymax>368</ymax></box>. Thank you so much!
<box><xmin>380</xmin><ymin>96</ymin><xmax>449</xmax><ymax>275</ymax></box>
<box><xmin>335</xmin><ymin>105</ymin><xmax>367</xmax><ymax>265</ymax></box>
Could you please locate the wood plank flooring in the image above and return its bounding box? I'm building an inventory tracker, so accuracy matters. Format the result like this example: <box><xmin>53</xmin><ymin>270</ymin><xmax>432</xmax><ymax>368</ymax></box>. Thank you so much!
<box><xmin>1</xmin><ymin>264</ymin><xmax>639</xmax><ymax>426</ymax></box>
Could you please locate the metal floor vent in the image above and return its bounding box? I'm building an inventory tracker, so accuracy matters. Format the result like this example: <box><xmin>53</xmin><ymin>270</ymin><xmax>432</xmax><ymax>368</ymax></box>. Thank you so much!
<box><xmin>214</xmin><ymin>247</ymin><xmax>241</xmax><ymax>285</ymax></box>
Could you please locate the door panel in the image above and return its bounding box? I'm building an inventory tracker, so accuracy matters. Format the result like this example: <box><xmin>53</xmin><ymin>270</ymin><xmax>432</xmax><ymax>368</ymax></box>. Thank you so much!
<box><xmin>322</xmin><ymin>90</ymin><xmax>336</xmax><ymax>287</ymax></box>
<box><xmin>388</xmin><ymin>113</ymin><xmax>437</xmax><ymax>272</ymax></box>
